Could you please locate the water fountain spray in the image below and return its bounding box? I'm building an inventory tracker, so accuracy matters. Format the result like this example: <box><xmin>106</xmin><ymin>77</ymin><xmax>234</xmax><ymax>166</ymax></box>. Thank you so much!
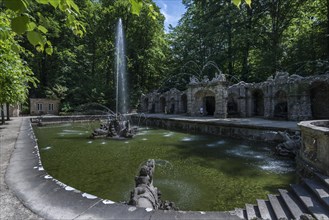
<box><xmin>115</xmin><ymin>18</ymin><xmax>128</xmax><ymax>115</ymax></box>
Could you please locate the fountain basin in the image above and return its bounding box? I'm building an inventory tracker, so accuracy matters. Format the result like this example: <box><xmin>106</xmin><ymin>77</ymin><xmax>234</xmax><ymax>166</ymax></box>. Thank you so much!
<box><xmin>33</xmin><ymin>119</ymin><xmax>295</xmax><ymax>212</ymax></box>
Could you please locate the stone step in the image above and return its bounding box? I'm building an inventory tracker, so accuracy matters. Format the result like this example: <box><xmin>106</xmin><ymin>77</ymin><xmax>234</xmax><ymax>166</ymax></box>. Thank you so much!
<box><xmin>278</xmin><ymin>189</ymin><xmax>306</xmax><ymax>219</ymax></box>
<box><xmin>291</xmin><ymin>184</ymin><xmax>329</xmax><ymax>219</ymax></box>
<box><xmin>304</xmin><ymin>178</ymin><xmax>329</xmax><ymax>210</ymax></box>
<box><xmin>315</xmin><ymin>172</ymin><xmax>329</xmax><ymax>189</ymax></box>
<box><xmin>267</xmin><ymin>194</ymin><xmax>290</xmax><ymax>219</ymax></box>
<box><xmin>257</xmin><ymin>199</ymin><xmax>274</xmax><ymax>220</ymax></box>
<box><xmin>245</xmin><ymin>203</ymin><xmax>257</xmax><ymax>220</ymax></box>
<box><xmin>233</xmin><ymin>208</ymin><xmax>245</xmax><ymax>219</ymax></box>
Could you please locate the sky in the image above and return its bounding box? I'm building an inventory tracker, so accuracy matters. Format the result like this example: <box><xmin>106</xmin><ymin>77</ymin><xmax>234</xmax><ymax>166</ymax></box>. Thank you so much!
<box><xmin>153</xmin><ymin>0</ymin><xmax>186</xmax><ymax>31</ymax></box>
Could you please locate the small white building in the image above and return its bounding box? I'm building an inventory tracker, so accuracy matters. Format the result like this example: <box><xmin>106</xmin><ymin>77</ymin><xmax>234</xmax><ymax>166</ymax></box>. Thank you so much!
<box><xmin>30</xmin><ymin>98</ymin><xmax>60</xmax><ymax>116</ymax></box>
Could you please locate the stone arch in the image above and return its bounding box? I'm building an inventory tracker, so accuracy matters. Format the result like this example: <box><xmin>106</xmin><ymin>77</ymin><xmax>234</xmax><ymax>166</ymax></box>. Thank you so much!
<box><xmin>310</xmin><ymin>81</ymin><xmax>329</xmax><ymax>119</ymax></box>
<box><xmin>227</xmin><ymin>93</ymin><xmax>238</xmax><ymax>117</ymax></box>
<box><xmin>143</xmin><ymin>97</ymin><xmax>149</xmax><ymax>112</ymax></box>
<box><xmin>151</xmin><ymin>103</ymin><xmax>155</xmax><ymax>113</ymax></box>
<box><xmin>180</xmin><ymin>94</ymin><xmax>188</xmax><ymax>113</ymax></box>
<box><xmin>252</xmin><ymin>89</ymin><xmax>264</xmax><ymax>116</ymax></box>
<box><xmin>274</xmin><ymin>90</ymin><xmax>288</xmax><ymax>119</ymax></box>
<box><xmin>159</xmin><ymin>97</ymin><xmax>166</xmax><ymax>113</ymax></box>
<box><xmin>205</xmin><ymin>96</ymin><xmax>216</xmax><ymax>115</ymax></box>
<box><xmin>194</xmin><ymin>89</ymin><xmax>216</xmax><ymax>116</ymax></box>
<box><xmin>170</xmin><ymin>97</ymin><xmax>175</xmax><ymax>114</ymax></box>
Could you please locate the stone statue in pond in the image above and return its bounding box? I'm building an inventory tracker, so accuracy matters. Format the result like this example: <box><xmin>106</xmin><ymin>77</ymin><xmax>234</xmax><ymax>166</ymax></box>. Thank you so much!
<box><xmin>91</xmin><ymin>116</ymin><xmax>136</xmax><ymax>139</ymax></box>
<box><xmin>128</xmin><ymin>159</ymin><xmax>160</xmax><ymax>209</ymax></box>
<box><xmin>275</xmin><ymin>131</ymin><xmax>301</xmax><ymax>158</ymax></box>
<box><xmin>128</xmin><ymin>159</ymin><xmax>178</xmax><ymax>211</ymax></box>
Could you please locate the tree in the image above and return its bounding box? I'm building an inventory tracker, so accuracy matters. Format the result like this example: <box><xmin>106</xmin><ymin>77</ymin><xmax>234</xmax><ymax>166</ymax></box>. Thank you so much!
<box><xmin>1</xmin><ymin>0</ymin><xmax>85</xmax><ymax>54</ymax></box>
<box><xmin>23</xmin><ymin>0</ymin><xmax>169</xmax><ymax>112</ymax></box>
<box><xmin>168</xmin><ymin>0</ymin><xmax>328</xmax><ymax>89</ymax></box>
<box><xmin>0</xmin><ymin>12</ymin><xmax>37</xmax><ymax>123</ymax></box>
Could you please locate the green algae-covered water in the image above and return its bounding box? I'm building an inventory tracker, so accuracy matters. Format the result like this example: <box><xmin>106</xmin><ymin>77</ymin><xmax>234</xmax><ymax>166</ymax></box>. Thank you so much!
<box><xmin>34</xmin><ymin>122</ymin><xmax>296</xmax><ymax>211</ymax></box>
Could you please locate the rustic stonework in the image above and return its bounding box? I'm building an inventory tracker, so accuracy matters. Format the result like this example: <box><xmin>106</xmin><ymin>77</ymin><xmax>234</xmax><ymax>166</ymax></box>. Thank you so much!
<box><xmin>141</xmin><ymin>72</ymin><xmax>329</xmax><ymax>121</ymax></box>
<box><xmin>298</xmin><ymin>120</ymin><xmax>329</xmax><ymax>176</ymax></box>
<box><xmin>141</xmin><ymin>73</ymin><xmax>228</xmax><ymax>118</ymax></box>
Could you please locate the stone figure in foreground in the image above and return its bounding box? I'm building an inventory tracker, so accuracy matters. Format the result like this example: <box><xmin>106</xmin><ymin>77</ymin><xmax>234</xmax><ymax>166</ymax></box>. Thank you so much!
<box><xmin>128</xmin><ymin>159</ymin><xmax>178</xmax><ymax>210</ymax></box>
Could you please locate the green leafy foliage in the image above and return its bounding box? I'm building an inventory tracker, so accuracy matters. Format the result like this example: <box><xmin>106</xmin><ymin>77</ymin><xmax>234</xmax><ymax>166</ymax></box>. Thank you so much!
<box><xmin>27</xmin><ymin>31</ymin><xmax>44</xmax><ymax>46</ymax></box>
<box><xmin>0</xmin><ymin>13</ymin><xmax>38</xmax><ymax>106</ymax></box>
<box><xmin>49</xmin><ymin>0</ymin><xmax>60</xmax><ymax>8</ymax></box>
<box><xmin>3</xmin><ymin>0</ymin><xmax>85</xmax><ymax>53</ymax></box>
<box><xmin>21</xmin><ymin>0</ymin><xmax>168</xmax><ymax>111</ymax></box>
<box><xmin>130</xmin><ymin>0</ymin><xmax>143</xmax><ymax>15</ymax></box>
<box><xmin>11</xmin><ymin>15</ymin><xmax>29</xmax><ymax>34</ymax></box>
<box><xmin>168</xmin><ymin>0</ymin><xmax>328</xmax><ymax>86</ymax></box>
<box><xmin>2</xmin><ymin>0</ymin><xmax>327</xmax><ymax>115</ymax></box>
<box><xmin>4</xmin><ymin>0</ymin><xmax>27</xmax><ymax>12</ymax></box>
<box><xmin>232</xmin><ymin>0</ymin><xmax>241</xmax><ymax>7</ymax></box>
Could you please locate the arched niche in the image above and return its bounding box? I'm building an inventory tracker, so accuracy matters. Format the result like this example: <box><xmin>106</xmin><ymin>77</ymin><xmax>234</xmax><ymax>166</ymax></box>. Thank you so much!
<box><xmin>194</xmin><ymin>89</ymin><xmax>216</xmax><ymax>116</ymax></box>
<box><xmin>274</xmin><ymin>90</ymin><xmax>288</xmax><ymax>119</ymax></box>
<box><xmin>180</xmin><ymin>94</ymin><xmax>188</xmax><ymax>113</ymax></box>
<box><xmin>170</xmin><ymin>98</ymin><xmax>175</xmax><ymax>114</ymax></box>
<box><xmin>159</xmin><ymin>97</ymin><xmax>166</xmax><ymax>113</ymax></box>
<box><xmin>227</xmin><ymin>93</ymin><xmax>238</xmax><ymax>117</ymax></box>
<box><xmin>252</xmin><ymin>89</ymin><xmax>264</xmax><ymax>116</ymax></box>
<box><xmin>143</xmin><ymin>97</ymin><xmax>149</xmax><ymax>112</ymax></box>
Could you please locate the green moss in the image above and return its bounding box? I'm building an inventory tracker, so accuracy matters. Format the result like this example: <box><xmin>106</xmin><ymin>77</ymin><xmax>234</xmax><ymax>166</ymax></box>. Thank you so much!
<box><xmin>35</xmin><ymin>123</ymin><xmax>296</xmax><ymax>211</ymax></box>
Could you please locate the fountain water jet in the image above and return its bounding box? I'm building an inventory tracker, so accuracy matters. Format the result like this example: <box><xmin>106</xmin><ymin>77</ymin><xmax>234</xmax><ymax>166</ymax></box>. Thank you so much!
<box><xmin>90</xmin><ymin>19</ymin><xmax>136</xmax><ymax>139</ymax></box>
<box><xmin>116</xmin><ymin>18</ymin><xmax>128</xmax><ymax>114</ymax></box>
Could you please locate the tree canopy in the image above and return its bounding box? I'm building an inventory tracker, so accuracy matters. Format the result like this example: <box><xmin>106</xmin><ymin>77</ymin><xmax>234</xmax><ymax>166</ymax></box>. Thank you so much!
<box><xmin>168</xmin><ymin>0</ymin><xmax>329</xmax><ymax>88</ymax></box>
<box><xmin>1</xmin><ymin>0</ymin><xmax>328</xmax><ymax>115</ymax></box>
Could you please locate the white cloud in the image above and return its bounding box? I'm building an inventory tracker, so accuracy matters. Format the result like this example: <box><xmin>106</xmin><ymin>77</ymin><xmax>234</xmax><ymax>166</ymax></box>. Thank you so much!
<box><xmin>154</xmin><ymin>0</ymin><xmax>186</xmax><ymax>30</ymax></box>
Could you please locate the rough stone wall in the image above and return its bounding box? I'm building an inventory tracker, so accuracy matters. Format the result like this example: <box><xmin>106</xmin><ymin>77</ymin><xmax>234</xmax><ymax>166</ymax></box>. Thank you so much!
<box><xmin>141</xmin><ymin>72</ymin><xmax>329</xmax><ymax>121</ymax></box>
<box><xmin>227</xmin><ymin>72</ymin><xmax>329</xmax><ymax>121</ymax></box>
<box><xmin>298</xmin><ymin>120</ymin><xmax>329</xmax><ymax>176</ymax></box>
<box><xmin>141</xmin><ymin>74</ymin><xmax>228</xmax><ymax>118</ymax></box>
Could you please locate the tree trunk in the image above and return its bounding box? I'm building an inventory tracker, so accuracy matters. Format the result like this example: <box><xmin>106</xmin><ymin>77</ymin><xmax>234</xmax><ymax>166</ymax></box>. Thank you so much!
<box><xmin>327</xmin><ymin>0</ymin><xmax>329</xmax><ymax>59</ymax></box>
<box><xmin>227</xmin><ymin>0</ymin><xmax>233</xmax><ymax>76</ymax></box>
<box><xmin>241</xmin><ymin>6</ymin><xmax>253</xmax><ymax>81</ymax></box>
<box><xmin>6</xmin><ymin>103</ymin><xmax>10</xmax><ymax>121</ymax></box>
<box><xmin>1</xmin><ymin>104</ymin><xmax>4</xmax><ymax>124</ymax></box>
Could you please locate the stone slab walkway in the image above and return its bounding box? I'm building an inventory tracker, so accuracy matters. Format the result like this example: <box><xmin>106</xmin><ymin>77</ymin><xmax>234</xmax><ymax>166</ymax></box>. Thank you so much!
<box><xmin>0</xmin><ymin>118</ymin><xmax>43</xmax><ymax>220</ymax></box>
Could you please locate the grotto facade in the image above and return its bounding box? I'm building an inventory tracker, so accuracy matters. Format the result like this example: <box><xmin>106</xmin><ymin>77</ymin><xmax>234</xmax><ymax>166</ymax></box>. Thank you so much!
<box><xmin>140</xmin><ymin>72</ymin><xmax>329</xmax><ymax>121</ymax></box>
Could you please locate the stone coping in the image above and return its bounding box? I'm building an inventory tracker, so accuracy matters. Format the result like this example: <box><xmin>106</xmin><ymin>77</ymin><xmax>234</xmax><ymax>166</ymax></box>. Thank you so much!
<box><xmin>5</xmin><ymin>118</ymin><xmax>239</xmax><ymax>219</ymax></box>
<box><xmin>31</xmin><ymin>113</ymin><xmax>299</xmax><ymax>133</ymax></box>
<box><xmin>137</xmin><ymin>114</ymin><xmax>299</xmax><ymax>132</ymax></box>
<box><xmin>298</xmin><ymin>120</ymin><xmax>329</xmax><ymax>133</ymax></box>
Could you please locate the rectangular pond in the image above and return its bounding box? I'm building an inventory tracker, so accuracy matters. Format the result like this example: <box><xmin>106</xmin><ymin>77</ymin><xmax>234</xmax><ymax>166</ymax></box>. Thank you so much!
<box><xmin>34</xmin><ymin>122</ymin><xmax>296</xmax><ymax>211</ymax></box>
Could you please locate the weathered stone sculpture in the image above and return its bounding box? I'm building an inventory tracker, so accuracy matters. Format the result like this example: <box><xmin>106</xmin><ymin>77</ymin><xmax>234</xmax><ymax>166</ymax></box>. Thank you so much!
<box><xmin>275</xmin><ymin>131</ymin><xmax>301</xmax><ymax>158</ymax></box>
<box><xmin>91</xmin><ymin>115</ymin><xmax>136</xmax><ymax>139</ymax></box>
<box><xmin>128</xmin><ymin>159</ymin><xmax>178</xmax><ymax>210</ymax></box>
<box><xmin>128</xmin><ymin>159</ymin><xmax>160</xmax><ymax>209</ymax></box>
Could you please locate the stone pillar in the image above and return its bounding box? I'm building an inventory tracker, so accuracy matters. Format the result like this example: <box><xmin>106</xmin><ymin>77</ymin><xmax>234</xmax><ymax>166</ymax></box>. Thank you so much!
<box><xmin>238</xmin><ymin>86</ymin><xmax>247</xmax><ymax>117</ymax></box>
<box><xmin>246</xmin><ymin>88</ymin><xmax>253</xmax><ymax>117</ymax></box>
<box><xmin>214</xmin><ymin>87</ymin><xmax>227</xmax><ymax>118</ymax></box>
<box><xmin>264</xmin><ymin>85</ymin><xmax>272</xmax><ymax>118</ymax></box>
<box><xmin>187</xmin><ymin>88</ymin><xmax>193</xmax><ymax>116</ymax></box>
